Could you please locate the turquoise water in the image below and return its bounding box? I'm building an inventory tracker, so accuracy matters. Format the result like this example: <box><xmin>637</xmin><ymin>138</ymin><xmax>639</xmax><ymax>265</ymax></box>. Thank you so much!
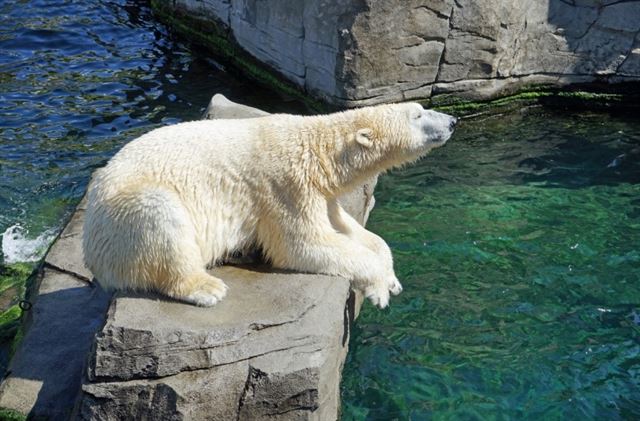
<box><xmin>1</xmin><ymin>1</ymin><xmax>639</xmax><ymax>419</ymax></box>
<box><xmin>341</xmin><ymin>111</ymin><xmax>640</xmax><ymax>419</ymax></box>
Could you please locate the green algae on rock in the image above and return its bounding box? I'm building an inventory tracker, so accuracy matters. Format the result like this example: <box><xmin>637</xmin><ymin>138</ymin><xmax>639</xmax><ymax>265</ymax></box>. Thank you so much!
<box><xmin>149</xmin><ymin>0</ymin><xmax>328</xmax><ymax>114</ymax></box>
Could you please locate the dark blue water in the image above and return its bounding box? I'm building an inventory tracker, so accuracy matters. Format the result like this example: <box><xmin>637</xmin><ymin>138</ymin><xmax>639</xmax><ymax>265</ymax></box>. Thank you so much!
<box><xmin>0</xmin><ymin>0</ymin><xmax>305</xmax><ymax>264</ymax></box>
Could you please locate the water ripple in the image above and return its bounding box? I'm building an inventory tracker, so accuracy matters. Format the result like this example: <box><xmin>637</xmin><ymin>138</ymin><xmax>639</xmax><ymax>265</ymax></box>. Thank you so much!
<box><xmin>0</xmin><ymin>0</ymin><xmax>305</xmax><ymax>261</ymax></box>
<box><xmin>343</xmin><ymin>111</ymin><xmax>640</xmax><ymax>419</ymax></box>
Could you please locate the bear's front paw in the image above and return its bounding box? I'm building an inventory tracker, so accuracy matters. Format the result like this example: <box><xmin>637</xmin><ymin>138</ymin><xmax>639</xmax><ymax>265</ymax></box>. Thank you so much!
<box><xmin>364</xmin><ymin>284</ymin><xmax>390</xmax><ymax>309</ymax></box>
<box><xmin>187</xmin><ymin>287</ymin><xmax>227</xmax><ymax>307</ymax></box>
<box><xmin>388</xmin><ymin>276</ymin><xmax>403</xmax><ymax>296</ymax></box>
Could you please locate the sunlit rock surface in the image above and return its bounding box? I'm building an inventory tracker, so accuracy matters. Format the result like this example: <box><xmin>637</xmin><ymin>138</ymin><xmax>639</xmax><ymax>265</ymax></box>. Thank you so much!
<box><xmin>159</xmin><ymin>0</ymin><xmax>640</xmax><ymax>106</ymax></box>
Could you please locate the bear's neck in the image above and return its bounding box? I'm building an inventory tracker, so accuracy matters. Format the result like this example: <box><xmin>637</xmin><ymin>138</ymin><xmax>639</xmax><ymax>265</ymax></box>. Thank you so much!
<box><xmin>300</xmin><ymin>112</ymin><xmax>386</xmax><ymax>197</ymax></box>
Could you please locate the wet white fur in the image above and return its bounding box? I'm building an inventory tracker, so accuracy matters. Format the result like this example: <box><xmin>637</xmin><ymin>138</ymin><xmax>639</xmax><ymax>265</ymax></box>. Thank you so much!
<box><xmin>83</xmin><ymin>103</ymin><xmax>456</xmax><ymax>308</ymax></box>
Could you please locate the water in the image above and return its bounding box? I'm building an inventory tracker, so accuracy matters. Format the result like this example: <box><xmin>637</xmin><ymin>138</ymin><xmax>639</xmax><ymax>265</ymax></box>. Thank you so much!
<box><xmin>0</xmin><ymin>0</ymin><xmax>307</xmax><ymax>263</ymax></box>
<box><xmin>1</xmin><ymin>1</ymin><xmax>639</xmax><ymax>419</ymax></box>
<box><xmin>0</xmin><ymin>0</ymin><xmax>305</xmax><ymax>367</ymax></box>
<box><xmin>341</xmin><ymin>111</ymin><xmax>640</xmax><ymax>419</ymax></box>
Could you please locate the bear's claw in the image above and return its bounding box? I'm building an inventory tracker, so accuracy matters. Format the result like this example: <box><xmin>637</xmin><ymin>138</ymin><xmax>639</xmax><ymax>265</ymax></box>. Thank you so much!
<box><xmin>365</xmin><ymin>285</ymin><xmax>390</xmax><ymax>309</ymax></box>
<box><xmin>389</xmin><ymin>277</ymin><xmax>403</xmax><ymax>296</ymax></box>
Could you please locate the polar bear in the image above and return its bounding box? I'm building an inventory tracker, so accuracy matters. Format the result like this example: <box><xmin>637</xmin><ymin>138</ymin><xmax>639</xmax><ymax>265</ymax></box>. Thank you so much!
<box><xmin>83</xmin><ymin>103</ymin><xmax>456</xmax><ymax>308</ymax></box>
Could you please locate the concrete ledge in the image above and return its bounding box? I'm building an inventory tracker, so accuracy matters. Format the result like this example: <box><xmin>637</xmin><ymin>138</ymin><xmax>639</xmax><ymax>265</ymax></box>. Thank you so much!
<box><xmin>0</xmin><ymin>95</ymin><xmax>370</xmax><ymax>420</ymax></box>
<box><xmin>0</xmin><ymin>236</ymin><xmax>111</xmax><ymax>419</ymax></box>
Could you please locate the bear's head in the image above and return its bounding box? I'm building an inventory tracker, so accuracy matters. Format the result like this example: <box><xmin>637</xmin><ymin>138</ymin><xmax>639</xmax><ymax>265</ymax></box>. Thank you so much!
<box><xmin>405</xmin><ymin>103</ymin><xmax>457</xmax><ymax>152</ymax></box>
<box><xmin>307</xmin><ymin>102</ymin><xmax>456</xmax><ymax>194</ymax></box>
<box><xmin>350</xmin><ymin>102</ymin><xmax>457</xmax><ymax>174</ymax></box>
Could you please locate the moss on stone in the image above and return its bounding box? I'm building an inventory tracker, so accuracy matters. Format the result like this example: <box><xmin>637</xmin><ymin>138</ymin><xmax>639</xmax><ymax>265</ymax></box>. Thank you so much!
<box><xmin>0</xmin><ymin>263</ymin><xmax>36</xmax><ymax>364</ymax></box>
<box><xmin>9</xmin><ymin>326</ymin><xmax>23</xmax><ymax>358</ymax></box>
<box><xmin>430</xmin><ymin>89</ymin><xmax>637</xmax><ymax>117</ymax></box>
<box><xmin>0</xmin><ymin>263</ymin><xmax>31</xmax><ymax>296</ymax></box>
<box><xmin>0</xmin><ymin>408</ymin><xmax>26</xmax><ymax>421</ymax></box>
<box><xmin>429</xmin><ymin>91</ymin><xmax>550</xmax><ymax>114</ymax></box>
<box><xmin>0</xmin><ymin>306</ymin><xmax>20</xmax><ymax>328</ymax></box>
<box><xmin>0</xmin><ymin>305</ymin><xmax>21</xmax><ymax>364</ymax></box>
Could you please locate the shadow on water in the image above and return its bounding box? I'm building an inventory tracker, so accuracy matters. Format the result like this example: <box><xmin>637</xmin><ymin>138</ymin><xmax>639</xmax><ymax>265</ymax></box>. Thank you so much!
<box><xmin>510</xmin><ymin>111</ymin><xmax>640</xmax><ymax>188</ymax></box>
<box><xmin>385</xmin><ymin>109</ymin><xmax>640</xmax><ymax>191</ymax></box>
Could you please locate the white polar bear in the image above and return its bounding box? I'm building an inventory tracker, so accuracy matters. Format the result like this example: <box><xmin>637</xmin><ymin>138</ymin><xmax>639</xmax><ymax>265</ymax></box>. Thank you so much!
<box><xmin>83</xmin><ymin>103</ymin><xmax>456</xmax><ymax>308</ymax></box>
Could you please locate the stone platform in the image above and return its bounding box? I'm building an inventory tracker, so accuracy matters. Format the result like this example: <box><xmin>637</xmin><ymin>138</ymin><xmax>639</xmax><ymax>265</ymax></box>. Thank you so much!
<box><xmin>0</xmin><ymin>95</ymin><xmax>373</xmax><ymax>420</ymax></box>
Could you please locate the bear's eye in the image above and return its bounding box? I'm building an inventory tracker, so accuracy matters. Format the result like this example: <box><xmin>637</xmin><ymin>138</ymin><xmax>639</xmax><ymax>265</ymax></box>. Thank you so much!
<box><xmin>412</xmin><ymin>112</ymin><xmax>422</xmax><ymax>120</ymax></box>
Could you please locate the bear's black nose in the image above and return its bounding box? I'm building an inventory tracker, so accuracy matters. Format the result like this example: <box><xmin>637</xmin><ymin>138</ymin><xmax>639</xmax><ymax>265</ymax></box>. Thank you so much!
<box><xmin>449</xmin><ymin>117</ymin><xmax>458</xmax><ymax>131</ymax></box>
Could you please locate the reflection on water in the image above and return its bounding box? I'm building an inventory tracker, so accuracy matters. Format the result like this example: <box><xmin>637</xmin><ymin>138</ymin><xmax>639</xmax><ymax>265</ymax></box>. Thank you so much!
<box><xmin>341</xmin><ymin>111</ymin><xmax>640</xmax><ymax>419</ymax></box>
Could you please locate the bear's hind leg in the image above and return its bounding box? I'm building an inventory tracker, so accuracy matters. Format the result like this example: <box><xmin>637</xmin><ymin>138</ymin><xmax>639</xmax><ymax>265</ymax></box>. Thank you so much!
<box><xmin>164</xmin><ymin>271</ymin><xmax>228</xmax><ymax>307</ymax></box>
<box><xmin>100</xmin><ymin>185</ymin><xmax>229</xmax><ymax>307</ymax></box>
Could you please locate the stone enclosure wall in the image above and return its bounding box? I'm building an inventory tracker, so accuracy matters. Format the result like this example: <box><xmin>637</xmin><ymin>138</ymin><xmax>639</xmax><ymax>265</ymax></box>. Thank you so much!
<box><xmin>162</xmin><ymin>0</ymin><xmax>640</xmax><ymax>106</ymax></box>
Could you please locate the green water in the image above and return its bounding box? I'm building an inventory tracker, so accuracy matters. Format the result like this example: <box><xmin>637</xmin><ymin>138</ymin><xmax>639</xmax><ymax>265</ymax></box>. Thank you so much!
<box><xmin>341</xmin><ymin>110</ymin><xmax>640</xmax><ymax>419</ymax></box>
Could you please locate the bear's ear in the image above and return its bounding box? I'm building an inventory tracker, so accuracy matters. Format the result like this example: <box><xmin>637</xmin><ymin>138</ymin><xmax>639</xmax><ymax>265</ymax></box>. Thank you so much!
<box><xmin>355</xmin><ymin>128</ymin><xmax>374</xmax><ymax>148</ymax></box>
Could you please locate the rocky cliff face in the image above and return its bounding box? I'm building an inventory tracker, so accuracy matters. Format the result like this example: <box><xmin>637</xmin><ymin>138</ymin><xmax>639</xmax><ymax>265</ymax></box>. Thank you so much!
<box><xmin>345</xmin><ymin>0</ymin><xmax>640</xmax><ymax>105</ymax></box>
<box><xmin>79</xmin><ymin>268</ymin><xmax>357</xmax><ymax>420</ymax></box>
<box><xmin>163</xmin><ymin>0</ymin><xmax>640</xmax><ymax>106</ymax></box>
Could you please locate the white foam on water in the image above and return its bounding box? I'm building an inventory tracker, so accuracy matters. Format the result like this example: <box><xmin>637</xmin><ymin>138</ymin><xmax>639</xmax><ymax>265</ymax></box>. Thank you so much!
<box><xmin>1</xmin><ymin>224</ymin><xmax>58</xmax><ymax>264</ymax></box>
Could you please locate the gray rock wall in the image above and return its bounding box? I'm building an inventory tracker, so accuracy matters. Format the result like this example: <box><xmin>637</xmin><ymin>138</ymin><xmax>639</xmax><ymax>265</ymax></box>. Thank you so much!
<box><xmin>160</xmin><ymin>0</ymin><xmax>640</xmax><ymax>106</ymax></box>
<box><xmin>171</xmin><ymin>0</ymin><xmax>365</xmax><ymax>102</ymax></box>
<box><xmin>346</xmin><ymin>0</ymin><xmax>640</xmax><ymax>105</ymax></box>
